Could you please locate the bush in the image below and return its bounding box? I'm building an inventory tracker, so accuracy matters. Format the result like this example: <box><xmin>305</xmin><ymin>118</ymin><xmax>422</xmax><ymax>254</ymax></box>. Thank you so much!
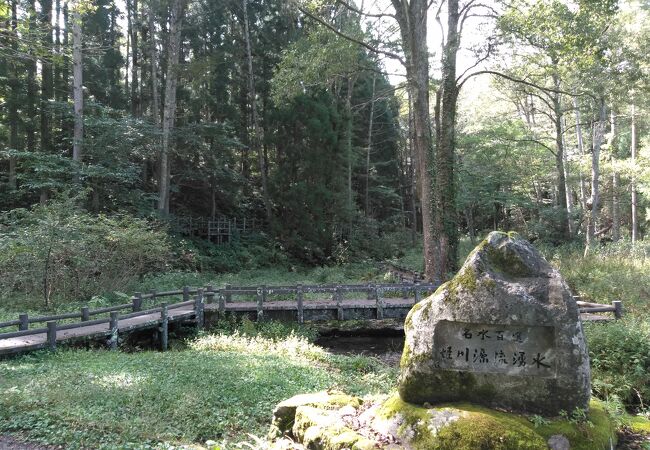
<box><xmin>585</xmin><ymin>318</ymin><xmax>650</xmax><ymax>409</ymax></box>
<box><xmin>0</xmin><ymin>194</ymin><xmax>171</xmax><ymax>307</ymax></box>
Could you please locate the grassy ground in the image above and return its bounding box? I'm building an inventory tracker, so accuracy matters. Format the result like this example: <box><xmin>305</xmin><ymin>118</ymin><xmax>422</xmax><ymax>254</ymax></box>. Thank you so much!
<box><xmin>0</xmin><ymin>324</ymin><xmax>396</xmax><ymax>449</ymax></box>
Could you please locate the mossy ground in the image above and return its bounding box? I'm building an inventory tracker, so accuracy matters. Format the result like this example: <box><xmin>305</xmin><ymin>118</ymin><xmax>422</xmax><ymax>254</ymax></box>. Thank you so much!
<box><xmin>377</xmin><ymin>394</ymin><xmax>616</xmax><ymax>450</ymax></box>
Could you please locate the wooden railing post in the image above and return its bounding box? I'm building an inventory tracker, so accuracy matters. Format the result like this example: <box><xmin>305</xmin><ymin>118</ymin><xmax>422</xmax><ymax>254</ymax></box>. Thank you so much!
<box><xmin>335</xmin><ymin>286</ymin><xmax>344</xmax><ymax>321</ymax></box>
<box><xmin>109</xmin><ymin>312</ymin><xmax>119</xmax><ymax>350</ymax></box>
<box><xmin>375</xmin><ymin>286</ymin><xmax>384</xmax><ymax>320</ymax></box>
<box><xmin>195</xmin><ymin>289</ymin><xmax>205</xmax><ymax>329</ymax></box>
<box><xmin>414</xmin><ymin>283</ymin><xmax>421</xmax><ymax>303</ymax></box>
<box><xmin>19</xmin><ymin>314</ymin><xmax>29</xmax><ymax>331</ymax></box>
<box><xmin>206</xmin><ymin>285</ymin><xmax>215</xmax><ymax>304</ymax></box>
<box><xmin>81</xmin><ymin>307</ymin><xmax>90</xmax><ymax>322</ymax></box>
<box><xmin>401</xmin><ymin>277</ymin><xmax>409</xmax><ymax>299</ymax></box>
<box><xmin>133</xmin><ymin>292</ymin><xmax>143</xmax><ymax>312</ymax></box>
<box><xmin>218</xmin><ymin>289</ymin><xmax>226</xmax><ymax>314</ymax></box>
<box><xmin>150</xmin><ymin>290</ymin><xmax>157</xmax><ymax>302</ymax></box>
<box><xmin>160</xmin><ymin>303</ymin><xmax>169</xmax><ymax>351</ymax></box>
<box><xmin>257</xmin><ymin>285</ymin><xmax>266</xmax><ymax>322</ymax></box>
<box><xmin>47</xmin><ymin>321</ymin><xmax>57</xmax><ymax>351</ymax></box>
<box><xmin>297</xmin><ymin>284</ymin><xmax>304</xmax><ymax>324</ymax></box>
<box><xmin>224</xmin><ymin>284</ymin><xmax>232</xmax><ymax>303</ymax></box>
<box><xmin>613</xmin><ymin>301</ymin><xmax>622</xmax><ymax>319</ymax></box>
<box><xmin>183</xmin><ymin>286</ymin><xmax>190</xmax><ymax>302</ymax></box>
<box><xmin>366</xmin><ymin>284</ymin><xmax>373</xmax><ymax>300</ymax></box>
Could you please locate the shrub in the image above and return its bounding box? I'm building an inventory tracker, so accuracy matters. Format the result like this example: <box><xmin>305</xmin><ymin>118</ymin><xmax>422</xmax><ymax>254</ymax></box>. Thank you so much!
<box><xmin>0</xmin><ymin>194</ymin><xmax>171</xmax><ymax>307</ymax></box>
<box><xmin>585</xmin><ymin>318</ymin><xmax>650</xmax><ymax>409</ymax></box>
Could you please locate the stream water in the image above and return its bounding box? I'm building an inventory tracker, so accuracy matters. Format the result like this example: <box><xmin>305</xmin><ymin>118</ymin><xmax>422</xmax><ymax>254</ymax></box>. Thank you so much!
<box><xmin>315</xmin><ymin>334</ymin><xmax>405</xmax><ymax>367</ymax></box>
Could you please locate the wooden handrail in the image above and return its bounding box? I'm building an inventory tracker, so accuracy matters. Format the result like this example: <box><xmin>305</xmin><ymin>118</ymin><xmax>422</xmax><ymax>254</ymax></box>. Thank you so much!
<box><xmin>0</xmin><ymin>283</ymin><xmax>622</xmax><ymax>337</ymax></box>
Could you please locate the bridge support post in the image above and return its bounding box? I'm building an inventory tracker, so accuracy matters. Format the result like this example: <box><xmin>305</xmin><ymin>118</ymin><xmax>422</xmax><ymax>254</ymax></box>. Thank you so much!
<box><xmin>400</xmin><ymin>276</ymin><xmax>409</xmax><ymax>299</ymax></box>
<box><xmin>19</xmin><ymin>314</ymin><xmax>29</xmax><ymax>331</ymax></box>
<box><xmin>335</xmin><ymin>287</ymin><xmax>344</xmax><ymax>321</ymax></box>
<box><xmin>160</xmin><ymin>303</ymin><xmax>169</xmax><ymax>351</ymax></box>
<box><xmin>257</xmin><ymin>285</ymin><xmax>265</xmax><ymax>322</ymax></box>
<box><xmin>109</xmin><ymin>312</ymin><xmax>119</xmax><ymax>350</ymax></box>
<box><xmin>613</xmin><ymin>301</ymin><xmax>622</xmax><ymax>319</ymax></box>
<box><xmin>374</xmin><ymin>287</ymin><xmax>384</xmax><ymax>320</ymax></box>
<box><xmin>206</xmin><ymin>285</ymin><xmax>215</xmax><ymax>304</ymax></box>
<box><xmin>414</xmin><ymin>284</ymin><xmax>421</xmax><ymax>303</ymax></box>
<box><xmin>218</xmin><ymin>289</ymin><xmax>226</xmax><ymax>314</ymax></box>
<box><xmin>195</xmin><ymin>289</ymin><xmax>205</xmax><ymax>330</ymax></box>
<box><xmin>81</xmin><ymin>307</ymin><xmax>90</xmax><ymax>321</ymax></box>
<box><xmin>47</xmin><ymin>321</ymin><xmax>57</xmax><ymax>351</ymax></box>
<box><xmin>150</xmin><ymin>290</ymin><xmax>157</xmax><ymax>302</ymax></box>
<box><xmin>366</xmin><ymin>285</ymin><xmax>373</xmax><ymax>300</ymax></box>
<box><xmin>297</xmin><ymin>284</ymin><xmax>304</xmax><ymax>324</ymax></box>
<box><xmin>183</xmin><ymin>286</ymin><xmax>190</xmax><ymax>303</ymax></box>
<box><xmin>133</xmin><ymin>293</ymin><xmax>143</xmax><ymax>312</ymax></box>
<box><xmin>224</xmin><ymin>284</ymin><xmax>232</xmax><ymax>303</ymax></box>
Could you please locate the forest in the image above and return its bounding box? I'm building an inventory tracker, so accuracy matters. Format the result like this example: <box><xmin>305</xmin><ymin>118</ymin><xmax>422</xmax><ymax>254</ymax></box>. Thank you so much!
<box><xmin>0</xmin><ymin>0</ymin><xmax>650</xmax><ymax>448</ymax></box>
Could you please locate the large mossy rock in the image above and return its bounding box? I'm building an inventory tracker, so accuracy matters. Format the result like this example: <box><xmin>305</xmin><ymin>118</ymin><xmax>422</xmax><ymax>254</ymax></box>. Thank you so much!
<box><xmin>399</xmin><ymin>231</ymin><xmax>590</xmax><ymax>416</ymax></box>
<box><xmin>267</xmin><ymin>392</ymin><xmax>617</xmax><ymax>450</ymax></box>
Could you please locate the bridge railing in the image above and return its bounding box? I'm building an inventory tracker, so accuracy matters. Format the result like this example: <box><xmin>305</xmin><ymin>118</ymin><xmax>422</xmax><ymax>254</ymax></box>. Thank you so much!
<box><xmin>0</xmin><ymin>283</ymin><xmax>623</xmax><ymax>346</ymax></box>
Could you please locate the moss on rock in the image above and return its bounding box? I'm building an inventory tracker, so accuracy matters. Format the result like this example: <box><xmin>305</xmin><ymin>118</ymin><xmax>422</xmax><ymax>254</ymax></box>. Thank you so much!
<box><xmin>269</xmin><ymin>393</ymin><xmax>617</xmax><ymax>450</ymax></box>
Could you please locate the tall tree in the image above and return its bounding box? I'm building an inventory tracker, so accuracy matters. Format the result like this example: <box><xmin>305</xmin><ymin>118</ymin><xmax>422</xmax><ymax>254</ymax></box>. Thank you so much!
<box><xmin>242</xmin><ymin>0</ymin><xmax>272</xmax><ymax>222</ymax></box>
<box><xmin>158</xmin><ymin>0</ymin><xmax>186</xmax><ymax>214</ymax></box>
<box><xmin>72</xmin><ymin>2</ymin><xmax>83</xmax><ymax>162</ymax></box>
<box><xmin>40</xmin><ymin>0</ymin><xmax>54</xmax><ymax>156</ymax></box>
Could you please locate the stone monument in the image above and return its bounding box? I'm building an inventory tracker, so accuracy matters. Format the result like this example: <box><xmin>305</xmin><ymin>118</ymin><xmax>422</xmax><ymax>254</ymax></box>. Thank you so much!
<box><xmin>399</xmin><ymin>231</ymin><xmax>591</xmax><ymax>415</ymax></box>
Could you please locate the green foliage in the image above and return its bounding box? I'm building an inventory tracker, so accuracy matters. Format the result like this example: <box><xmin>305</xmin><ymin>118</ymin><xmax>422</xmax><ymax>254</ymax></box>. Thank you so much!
<box><xmin>0</xmin><ymin>193</ymin><xmax>171</xmax><ymax>306</ymax></box>
<box><xmin>585</xmin><ymin>318</ymin><xmax>650</xmax><ymax>408</ymax></box>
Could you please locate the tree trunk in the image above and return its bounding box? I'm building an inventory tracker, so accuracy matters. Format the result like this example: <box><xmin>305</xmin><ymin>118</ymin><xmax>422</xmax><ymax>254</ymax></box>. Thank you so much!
<box><xmin>72</xmin><ymin>6</ymin><xmax>83</xmax><ymax>163</ymax></box>
<box><xmin>408</xmin><ymin>93</ymin><xmax>418</xmax><ymax>244</ymax></box>
<box><xmin>561</xmin><ymin>116</ymin><xmax>573</xmax><ymax>236</ymax></box>
<box><xmin>345</xmin><ymin>76</ymin><xmax>355</xmax><ymax>226</ymax></box>
<box><xmin>158</xmin><ymin>0</ymin><xmax>186</xmax><ymax>215</ymax></box>
<box><xmin>365</xmin><ymin>74</ymin><xmax>377</xmax><ymax>217</ymax></box>
<box><xmin>431</xmin><ymin>0</ymin><xmax>461</xmax><ymax>280</ymax></box>
<box><xmin>551</xmin><ymin>73</ymin><xmax>569</xmax><ymax>239</ymax></box>
<box><xmin>129</xmin><ymin>0</ymin><xmax>140</xmax><ymax>116</ymax></box>
<box><xmin>585</xmin><ymin>98</ymin><xmax>606</xmax><ymax>257</ymax></box>
<box><xmin>630</xmin><ymin>103</ymin><xmax>638</xmax><ymax>244</ymax></box>
<box><xmin>392</xmin><ymin>0</ymin><xmax>436</xmax><ymax>281</ymax></box>
<box><xmin>8</xmin><ymin>0</ymin><xmax>19</xmax><ymax>190</ymax></box>
<box><xmin>574</xmin><ymin>97</ymin><xmax>588</xmax><ymax>213</ymax></box>
<box><xmin>149</xmin><ymin>1</ymin><xmax>160</xmax><ymax>126</ymax></box>
<box><xmin>40</xmin><ymin>0</ymin><xmax>53</xmax><ymax>154</ymax></box>
<box><xmin>149</xmin><ymin>0</ymin><xmax>160</xmax><ymax>190</ymax></box>
<box><xmin>242</xmin><ymin>0</ymin><xmax>272</xmax><ymax>223</ymax></box>
<box><xmin>26</xmin><ymin>0</ymin><xmax>37</xmax><ymax>153</ymax></box>
<box><xmin>609</xmin><ymin>109</ymin><xmax>619</xmax><ymax>241</ymax></box>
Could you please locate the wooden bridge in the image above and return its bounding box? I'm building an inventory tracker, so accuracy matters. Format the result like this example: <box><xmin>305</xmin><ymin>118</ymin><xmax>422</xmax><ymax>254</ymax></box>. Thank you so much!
<box><xmin>170</xmin><ymin>216</ymin><xmax>262</xmax><ymax>244</ymax></box>
<box><xmin>0</xmin><ymin>282</ymin><xmax>622</xmax><ymax>357</ymax></box>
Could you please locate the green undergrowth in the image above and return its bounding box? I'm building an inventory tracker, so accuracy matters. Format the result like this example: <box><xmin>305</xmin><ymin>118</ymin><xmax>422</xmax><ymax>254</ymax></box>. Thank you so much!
<box><xmin>0</xmin><ymin>325</ymin><xmax>396</xmax><ymax>449</ymax></box>
<box><xmin>0</xmin><ymin>261</ymin><xmax>385</xmax><ymax>329</ymax></box>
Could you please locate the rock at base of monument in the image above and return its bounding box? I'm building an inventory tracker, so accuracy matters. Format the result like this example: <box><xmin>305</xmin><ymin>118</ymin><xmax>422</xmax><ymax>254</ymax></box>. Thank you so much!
<box><xmin>267</xmin><ymin>391</ymin><xmax>617</xmax><ymax>450</ymax></box>
<box><xmin>399</xmin><ymin>231</ymin><xmax>591</xmax><ymax>416</ymax></box>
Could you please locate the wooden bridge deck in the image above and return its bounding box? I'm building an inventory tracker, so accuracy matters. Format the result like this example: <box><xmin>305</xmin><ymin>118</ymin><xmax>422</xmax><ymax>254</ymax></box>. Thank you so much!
<box><xmin>0</xmin><ymin>305</ymin><xmax>196</xmax><ymax>356</ymax></box>
<box><xmin>0</xmin><ymin>283</ymin><xmax>622</xmax><ymax>357</ymax></box>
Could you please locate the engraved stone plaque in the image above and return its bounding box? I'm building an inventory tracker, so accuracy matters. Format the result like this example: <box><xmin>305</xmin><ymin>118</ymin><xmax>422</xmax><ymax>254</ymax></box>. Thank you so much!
<box><xmin>399</xmin><ymin>232</ymin><xmax>591</xmax><ymax>415</ymax></box>
<box><xmin>433</xmin><ymin>320</ymin><xmax>556</xmax><ymax>377</ymax></box>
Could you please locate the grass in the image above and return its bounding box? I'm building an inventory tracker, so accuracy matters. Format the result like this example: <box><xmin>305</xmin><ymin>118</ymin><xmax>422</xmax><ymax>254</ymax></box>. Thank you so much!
<box><xmin>0</xmin><ymin>326</ymin><xmax>397</xmax><ymax>449</ymax></box>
